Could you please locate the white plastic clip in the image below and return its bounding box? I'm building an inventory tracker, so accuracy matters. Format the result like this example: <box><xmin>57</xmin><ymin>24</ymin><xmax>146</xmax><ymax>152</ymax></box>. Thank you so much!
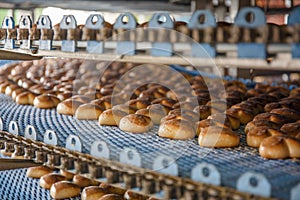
<box><xmin>8</xmin><ymin>121</ymin><xmax>18</xmax><ymax>135</ymax></box>
<box><xmin>90</xmin><ymin>141</ymin><xmax>110</xmax><ymax>159</ymax></box>
<box><xmin>66</xmin><ymin>135</ymin><xmax>82</xmax><ymax>152</ymax></box>
<box><xmin>43</xmin><ymin>130</ymin><xmax>58</xmax><ymax>145</ymax></box>
<box><xmin>153</xmin><ymin>155</ymin><xmax>178</xmax><ymax>176</ymax></box>
<box><xmin>119</xmin><ymin>148</ymin><xmax>141</xmax><ymax>167</ymax></box>
<box><xmin>237</xmin><ymin>172</ymin><xmax>271</xmax><ymax>197</ymax></box>
<box><xmin>191</xmin><ymin>163</ymin><xmax>221</xmax><ymax>185</ymax></box>
<box><xmin>24</xmin><ymin>125</ymin><xmax>37</xmax><ymax>140</ymax></box>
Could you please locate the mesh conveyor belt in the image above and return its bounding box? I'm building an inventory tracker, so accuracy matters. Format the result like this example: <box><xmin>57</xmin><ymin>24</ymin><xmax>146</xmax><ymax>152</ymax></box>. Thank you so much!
<box><xmin>1</xmin><ymin>94</ymin><xmax>300</xmax><ymax>199</ymax></box>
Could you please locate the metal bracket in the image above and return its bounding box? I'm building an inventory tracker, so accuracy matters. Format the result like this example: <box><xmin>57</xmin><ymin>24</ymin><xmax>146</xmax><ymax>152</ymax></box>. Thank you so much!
<box><xmin>43</xmin><ymin>130</ymin><xmax>58</xmax><ymax>146</ymax></box>
<box><xmin>191</xmin><ymin>163</ymin><xmax>221</xmax><ymax>185</ymax></box>
<box><xmin>149</xmin><ymin>13</ymin><xmax>174</xmax><ymax>57</ymax></box>
<box><xmin>291</xmin><ymin>182</ymin><xmax>300</xmax><ymax>200</ymax></box>
<box><xmin>235</xmin><ymin>7</ymin><xmax>266</xmax><ymax>59</ymax></box>
<box><xmin>19</xmin><ymin>15</ymin><xmax>32</xmax><ymax>49</ymax></box>
<box><xmin>152</xmin><ymin>155</ymin><xmax>178</xmax><ymax>176</ymax></box>
<box><xmin>65</xmin><ymin>135</ymin><xmax>82</xmax><ymax>152</ymax></box>
<box><xmin>189</xmin><ymin>10</ymin><xmax>216</xmax><ymax>58</ymax></box>
<box><xmin>60</xmin><ymin>15</ymin><xmax>77</xmax><ymax>52</ymax></box>
<box><xmin>37</xmin><ymin>15</ymin><xmax>52</xmax><ymax>50</ymax></box>
<box><xmin>90</xmin><ymin>140</ymin><xmax>110</xmax><ymax>159</ymax></box>
<box><xmin>24</xmin><ymin>125</ymin><xmax>37</xmax><ymax>140</ymax></box>
<box><xmin>8</xmin><ymin>121</ymin><xmax>18</xmax><ymax>135</ymax></box>
<box><xmin>85</xmin><ymin>14</ymin><xmax>105</xmax><ymax>54</ymax></box>
<box><xmin>119</xmin><ymin>147</ymin><xmax>141</xmax><ymax>167</ymax></box>
<box><xmin>0</xmin><ymin>117</ymin><xmax>3</xmax><ymax>131</ymax></box>
<box><xmin>114</xmin><ymin>13</ymin><xmax>137</xmax><ymax>55</ymax></box>
<box><xmin>2</xmin><ymin>16</ymin><xmax>15</xmax><ymax>49</ymax></box>
<box><xmin>237</xmin><ymin>172</ymin><xmax>271</xmax><ymax>197</ymax></box>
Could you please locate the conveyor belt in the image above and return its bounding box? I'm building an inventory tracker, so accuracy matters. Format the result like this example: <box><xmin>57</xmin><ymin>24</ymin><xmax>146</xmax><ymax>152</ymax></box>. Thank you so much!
<box><xmin>1</xmin><ymin>93</ymin><xmax>300</xmax><ymax>199</ymax></box>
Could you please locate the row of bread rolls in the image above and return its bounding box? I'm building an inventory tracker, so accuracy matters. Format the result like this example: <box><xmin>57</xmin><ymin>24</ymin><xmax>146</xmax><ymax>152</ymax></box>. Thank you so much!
<box><xmin>244</xmin><ymin>87</ymin><xmax>300</xmax><ymax>159</ymax></box>
<box><xmin>26</xmin><ymin>165</ymin><xmax>157</xmax><ymax>200</ymax></box>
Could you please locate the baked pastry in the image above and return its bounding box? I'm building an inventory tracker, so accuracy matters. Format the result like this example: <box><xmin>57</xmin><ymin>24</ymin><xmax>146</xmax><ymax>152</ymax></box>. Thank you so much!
<box><xmin>280</xmin><ymin>121</ymin><xmax>300</xmax><ymax>135</ymax></box>
<box><xmin>81</xmin><ymin>186</ymin><xmax>109</xmax><ymax>200</ymax></box>
<box><xmin>259</xmin><ymin>135</ymin><xmax>300</xmax><ymax>159</ymax></box>
<box><xmin>57</xmin><ymin>99</ymin><xmax>82</xmax><ymax>115</ymax></box>
<box><xmin>270</xmin><ymin>108</ymin><xmax>300</xmax><ymax>122</ymax></box>
<box><xmin>75</xmin><ymin>103</ymin><xmax>105</xmax><ymax>120</ymax></box>
<box><xmin>226</xmin><ymin>108</ymin><xmax>254</xmax><ymax>124</ymax></box>
<box><xmin>135</xmin><ymin>106</ymin><xmax>166</xmax><ymax>125</ymax></box>
<box><xmin>72</xmin><ymin>174</ymin><xmax>99</xmax><ymax>188</ymax></box>
<box><xmin>98</xmin><ymin>194</ymin><xmax>124</xmax><ymax>200</ymax></box>
<box><xmin>193</xmin><ymin>105</ymin><xmax>211</xmax><ymax>120</ymax></box>
<box><xmin>119</xmin><ymin>114</ymin><xmax>153</xmax><ymax>133</ymax></box>
<box><xmin>98</xmin><ymin>109</ymin><xmax>128</xmax><ymax>126</ymax></box>
<box><xmin>112</xmin><ymin>104</ymin><xmax>136</xmax><ymax>114</ymax></box>
<box><xmin>40</xmin><ymin>174</ymin><xmax>67</xmax><ymax>189</ymax></box>
<box><xmin>59</xmin><ymin>169</ymin><xmax>74</xmax><ymax>180</ymax></box>
<box><xmin>50</xmin><ymin>181</ymin><xmax>81</xmax><ymax>199</ymax></box>
<box><xmin>26</xmin><ymin>166</ymin><xmax>53</xmax><ymax>178</ymax></box>
<box><xmin>15</xmin><ymin>91</ymin><xmax>37</xmax><ymax>105</ymax></box>
<box><xmin>158</xmin><ymin>118</ymin><xmax>195</xmax><ymax>140</ymax></box>
<box><xmin>198</xmin><ymin>126</ymin><xmax>240</xmax><ymax>148</ymax></box>
<box><xmin>99</xmin><ymin>183</ymin><xmax>126</xmax><ymax>196</ymax></box>
<box><xmin>33</xmin><ymin>94</ymin><xmax>60</xmax><ymax>109</ymax></box>
<box><xmin>247</xmin><ymin>126</ymin><xmax>282</xmax><ymax>147</ymax></box>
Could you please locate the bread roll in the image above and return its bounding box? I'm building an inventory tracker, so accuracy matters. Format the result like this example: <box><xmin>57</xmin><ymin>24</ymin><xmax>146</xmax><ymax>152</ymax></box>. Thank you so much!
<box><xmin>81</xmin><ymin>186</ymin><xmax>109</xmax><ymax>200</ymax></box>
<box><xmin>119</xmin><ymin>114</ymin><xmax>153</xmax><ymax>133</ymax></box>
<box><xmin>98</xmin><ymin>194</ymin><xmax>124</xmax><ymax>200</ymax></box>
<box><xmin>71</xmin><ymin>95</ymin><xmax>92</xmax><ymax>104</ymax></box>
<box><xmin>57</xmin><ymin>99</ymin><xmax>82</xmax><ymax>115</ymax></box>
<box><xmin>99</xmin><ymin>183</ymin><xmax>126</xmax><ymax>196</ymax></box>
<box><xmin>125</xmin><ymin>99</ymin><xmax>150</xmax><ymax>110</ymax></box>
<box><xmin>259</xmin><ymin>135</ymin><xmax>300</xmax><ymax>159</ymax></box>
<box><xmin>50</xmin><ymin>181</ymin><xmax>81</xmax><ymax>199</ymax></box>
<box><xmin>226</xmin><ymin>108</ymin><xmax>254</xmax><ymax>124</ymax></box>
<box><xmin>11</xmin><ymin>88</ymin><xmax>26</xmax><ymax>101</ymax></box>
<box><xmin>26</xmin><ymin>166</ymin><xmax>53</xmax><ymax>178</ymax></box>
<box><xmin>15</xmin><ymin>91</ymin><xmax>37</xmax><ymax>105</ymax></box>
<box><xmin>98</xmin><ymin>109</ymin><xmax>127</xmax><ymax>126</ymax></box>
<box><xmin>72</xmin><ymin>174</ymin><xmax>99</xmax><ymax>188</ymax></box>
<box><xmin>33</xmin><ymin>94</ymin><xmax>60</xmax><ymax>109</ymax></box>
<box><xmin>112</xmin><ymin>104</ymin><xmax>136</xmax><ymax>114</ymax></box>
<box><xmin>124</xmin><ymin>190</ymin><xmax>149</xmax><ymax>200</ymax></box>
<box><xmin>59</xmin><ymin>169</ymin><xmax>74</xmax><ymax>180</ymax></box>
<box><xmin>40</xmin><ymin>174</ymin><xmax>67</xmax><ymax>189</ymax></box>
<box><xmin>270</xmin><ymin>108</ymin><xmax>300</xmax><ymax>122</ymax></box>
<box><xmin>136</xmin><ymin>105</ymin><xmax>167</xmax><ymax>124</ymax></box>
<box><xmin>280</xmin><ymin>121</ymin><xmax>300</xmax><ymax>135</ymax></box>
<box><xmin>75</xmin><ymin>103</ymin><xmax>105</xmax><ymax>120</ymax></box>
<box><xmin>198</xmin><ymin>126</ymin><xmax>240</xmax><ymax>148</ymax></box>
<box><xmin>5</xmin><ymin>84</ymin><xmax>19</xmax><ymax>96</ymax></box>
<box><xmin>158</xmin><ymin>118</ymin><xmax>195</xmax><ymax>140</ymax></box>
<box><xmin>193</xmin><ymin>105</ymin><xmax>211</xmax><ymax>120</ymax></box>
<box><xmin>247</xmin><ymin>126</ymin><xmax>282</xmax><ymax>147</ymax></box>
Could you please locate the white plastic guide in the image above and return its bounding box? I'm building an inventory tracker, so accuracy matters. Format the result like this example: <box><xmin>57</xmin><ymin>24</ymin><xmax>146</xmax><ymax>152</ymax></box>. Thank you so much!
<box><xmin>0</xmin><ymin>117</ymin><xmax>3</xmax><ymax>131</ymax></box>
<box><xmin>291</xmin><ymin>182</ymin><xmax>300</xmax><ymax>200</ymax></box>
<box><xmin>191</xmin><ymin>163</ymin><xmax>221</xmax><ymax>185</ymax></box>
<box><xmin>8</xmin><ymin>121</ymin><xmax>18</xmax><ymax>135</ymax></box>
<box><xmin>65</xmin><ymin>135</ymin><xmax>82</xmax><ymax>152</ymax></box>
<box><xmin>237</xmin><ymin>172</ymin><xmax>271</xmax><ymax>197</ymax></box>
<box><xmin>119</xmin><ymin>148</ymin><xmax>141</xmax><ymax>167</ymax></box>
<box><xmin>43</xmin><ymin>130</ymin><xmax>58</xmax><ymax>145</ymax></box>
<box><xmin>153</xmin><ymin>155</ymin><xmax>178</xmax><ymax>176</ymax></box>
<box><xmin>90</xmin><ymin>141</ymin><xmax>110</xmax><ymax>159</ymax></box>
<box><xmin>24</xmin><ymin>125</ymin><xmax>37</xmax><ymax>140</ymax></box>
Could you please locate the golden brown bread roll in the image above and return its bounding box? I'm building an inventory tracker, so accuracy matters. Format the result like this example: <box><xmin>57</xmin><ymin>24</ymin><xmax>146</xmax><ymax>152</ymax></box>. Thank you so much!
<box><xmin>98</xmin><ymin>109</ymin><xmax>128</xmax><ymax>126</ymax></box>
<box><xmin>50</xmin><ymin>181</ymin><xmax>81</xmax><ymax>199</ymax></box>
<box><xmin>11</xmin><ymin>88</ymin><xmax>27</xmax><ymax>101</ymax></box>
<box><xmin>75</xmin><ymin>103</ymin><xmax>105</xmax><ymax>120</ymax></box>
<box><xmin>33</xmin><ymin>94</ymin><xmax>60</xmax><ymax>109</ymax></box>
<box><xmin>15</xmin><ymin>91</ymin><xmax>37</xmax><ymax>105</ymax></box>
<box><xmin>247</xmin><ymin>126</ymin><xmax>282</xmax><ymax>148</ymax></box>
<box><xmin>259</xmin><ymin>135</ymin><xmax>300</xmax><ymax>159</ymax></box>
<box><xmin>98</xmin><ymin>194</ymin><xmax>124</xmax><ymax>200</ymax></box>
<box><xmin>57</xmin><ymin>99</ymin><xmax>82</xmax><ymax>115</ymax></box>
<box><xmin>99</xmin><ymin>183</ymin><xmax>126</xmax><ymax>196</ymax></box>
<box><xmin>81</xmin><ymin>186</ymin><xmax>109</xmax><ymax>200</ymax></box>
<box><xmin>59</xmin><ymin>169</ymin><xmax>74</xmax><ymax>180</ymax></box>
<box><xmin>198</xmin><ymin>126</ymin><xmax>240</xmax><ymax>148</ymax></box>
<box><xmin>270</xmin><ymin>108</ymin><xmax>300</xmax><ymax>122</ymax></box>
<box><xmin>280</xmin><ymin>121</ymin><xmax>300</xmax><ymax>135</ymax></box>
<box><xmin>226</xmin><ymin>108</ymin><xmax>254</xmax><ymax>124</ymax></box>
<box><xmin>112</xmin><ymin>104</ymin><xmax>136</xmax><ymax>114</ymax></box>
<box><xmin>125</xmin><ymin>99</ymin><xmax>151</xmax><ymax>110</ymax></box>
<box><xmin>193</xmin><ymin>105</ymin><xmax>211</xmax><ymax>120</ymax></box>
<box><xmin>40</xmin><ymin>174</ymin><xmax>67</xmax><ymax>189</ymax></box>
<box><xmin>72</xmin><ymin>174</ymin><xmax>99</xmax><ymax>188</ymax></box>
<box><xmin>0</xmin><ymin>82</ymin><xmax>10</xmax><ymax>93</ymax></box>
<box><xmin>158</xmin><ymin>118</ymin><xmax>195</xmax><ymax>140</ymax></box>
<box><xmin>124</xmin><ymin>190</ymin><xmax>149</xmax><ymax>200</ymax></box>
<box><xmin>253</xmin><ymin>113</ymin><xmax>288</xmax><ymax>125</ymax></box>
<box><xmin>119</xmin><ymin>114</ymin><xmax>153</xmax><ymax>133</ymax></box>
<box><xmin>71</xmin><ymin>95</ymin><xmax>92</xmax><ymax>104</ymax></box>
<box><xmin>5</xmin><ymin>84</ymin><xmax>19</xmax><ymax>97</ymax></box>
<box><xmin>26</xmin><ymin>166</ymin><xmax>53</xmax><ymax>178</ymax></box>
